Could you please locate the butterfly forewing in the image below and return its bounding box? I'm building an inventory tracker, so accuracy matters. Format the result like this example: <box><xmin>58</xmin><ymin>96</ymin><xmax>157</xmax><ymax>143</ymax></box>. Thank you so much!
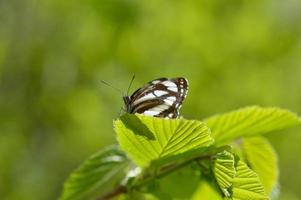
<box><xmin>124</xmin><ymin>77</ymin><xmax>188</xmax><ymax>118</ymax></box>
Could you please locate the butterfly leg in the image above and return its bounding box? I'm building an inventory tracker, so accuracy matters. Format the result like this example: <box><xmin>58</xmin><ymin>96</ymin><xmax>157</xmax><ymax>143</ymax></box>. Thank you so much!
<box><xmin>118</xmin><ymin>107</ymin><xmax>126</xmax><ymax>117</ymax></box>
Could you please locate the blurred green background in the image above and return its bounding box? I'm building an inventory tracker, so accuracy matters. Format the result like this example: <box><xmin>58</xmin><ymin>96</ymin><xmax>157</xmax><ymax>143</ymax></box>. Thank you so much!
<box><xmin>1</xmin><ymin>0</ymin><xmax>301</xmax><ymax>199</ymax></box>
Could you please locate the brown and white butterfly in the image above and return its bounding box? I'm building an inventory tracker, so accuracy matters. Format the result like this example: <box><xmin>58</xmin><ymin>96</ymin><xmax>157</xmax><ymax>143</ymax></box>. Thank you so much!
<box><xmin>123</xmin><ymin>77</ymin><xmax>188</xmax><ymax>118</ymax></box>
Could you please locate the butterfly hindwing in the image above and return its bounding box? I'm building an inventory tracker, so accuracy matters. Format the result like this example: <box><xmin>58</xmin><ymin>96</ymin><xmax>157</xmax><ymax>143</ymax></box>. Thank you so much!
<box><xmin>124</xmin><ymin>77</ymin><xmax>188</xmax><ymax>118</ymax></box>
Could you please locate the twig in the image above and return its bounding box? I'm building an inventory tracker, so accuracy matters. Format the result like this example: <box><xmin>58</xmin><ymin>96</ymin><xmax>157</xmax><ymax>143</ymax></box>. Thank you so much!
<box><xmin>97</xmin><ymin>185</ymin><xmax>127</xmax><ymax>200</ymax></box>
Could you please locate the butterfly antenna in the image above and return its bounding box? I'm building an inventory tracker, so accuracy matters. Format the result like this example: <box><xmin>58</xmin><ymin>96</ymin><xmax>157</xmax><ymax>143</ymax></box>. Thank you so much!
<box><xmin>100</xmin><ymin>80</ymin><xmax>123</xmax><ymax>94</ymax></box>
<box><xmin>126</xmin><ymin>75</ymin><xmax>135</xmax><ymax>95</ymax></box>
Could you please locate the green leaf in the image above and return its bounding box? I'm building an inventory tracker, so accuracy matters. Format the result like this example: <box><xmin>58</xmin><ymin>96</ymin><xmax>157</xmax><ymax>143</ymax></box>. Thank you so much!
<box><xmin>205</xmin><ymin>106</ymin><xmax>300</xmax><ymax>145</ymax></box>
<box><xmin>153</xmin><ymin>164</ymin><xmax>201</xmax><ymax>199</ymax></box>
<box><xmin>213</xmin><ymin>150</ymin><xmax>235</xmax><ymax>198</ymax></box>
<box><xmin>232</xmin><ymin>159</ymin><xmax>269</xmax><ymax>200</ymax></box>
<box><xmin>242</xmin><ymin>136</ymin><xmax>279</xmax><ymax>197</ymax></box>
<box><xmin>212</xmin><ymin>151</ymin><xmax>269</xmax><ymax>200</ymax></box>
<box><xmin>191</xmin><ymin>181</ymin><xmax>223</xmax><ymax>200</ymax></box>
<box><xmin>114</xmin><ymin>113</ymin><xmax>214</xmax><ymax>167</ymax></box>
<box><xmin>60</xmin><ymin>146</ymin><xmax>129</xmax><ymax>200</ymax></box>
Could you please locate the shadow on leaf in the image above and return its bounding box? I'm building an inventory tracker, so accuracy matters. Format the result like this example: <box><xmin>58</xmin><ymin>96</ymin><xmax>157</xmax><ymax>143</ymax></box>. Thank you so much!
<box><xmin>120</xmin><ymin>114</ymin><xmax>155</xmax><ymax>140</ymax></box>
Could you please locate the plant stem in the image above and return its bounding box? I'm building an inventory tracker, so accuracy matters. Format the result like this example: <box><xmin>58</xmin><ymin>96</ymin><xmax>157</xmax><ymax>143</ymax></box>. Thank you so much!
<box><xmin>97</xmin><ymin>154</ymin><xmax>212</xmax><ymax>200</ymax></box>
<box><xmin>97</xmin><ymin>185</ymin><xmax>127</xmax><ymax>200</ymax></box>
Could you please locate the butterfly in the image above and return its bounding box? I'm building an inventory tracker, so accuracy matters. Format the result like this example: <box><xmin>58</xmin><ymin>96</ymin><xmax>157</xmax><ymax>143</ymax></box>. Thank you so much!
<box><xmin>123</xmin><ymin>77</ymin><xmax>189</xmax><ymax>118</ymax></box>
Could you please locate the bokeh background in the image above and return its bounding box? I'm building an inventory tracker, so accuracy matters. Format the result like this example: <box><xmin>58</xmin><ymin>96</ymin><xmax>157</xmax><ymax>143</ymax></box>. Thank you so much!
<box><xmin>1</xmin><ymin>0</ymin><xmax>301</xmax><ymax>199</ymax></box>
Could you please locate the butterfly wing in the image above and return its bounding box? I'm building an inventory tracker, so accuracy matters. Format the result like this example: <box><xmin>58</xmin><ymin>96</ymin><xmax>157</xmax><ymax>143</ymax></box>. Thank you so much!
<box><xmin>127</xmin><ymin>77</ymin><xmax>188</xmax><ymax>118</ymax></box>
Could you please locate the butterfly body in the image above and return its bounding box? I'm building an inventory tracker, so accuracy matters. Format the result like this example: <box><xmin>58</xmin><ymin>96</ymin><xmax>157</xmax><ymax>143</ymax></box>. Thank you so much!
<box><xmin>123</xmin><ymin>77</ymin><xmax>188</xmax><ymax>118</ymax></box>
